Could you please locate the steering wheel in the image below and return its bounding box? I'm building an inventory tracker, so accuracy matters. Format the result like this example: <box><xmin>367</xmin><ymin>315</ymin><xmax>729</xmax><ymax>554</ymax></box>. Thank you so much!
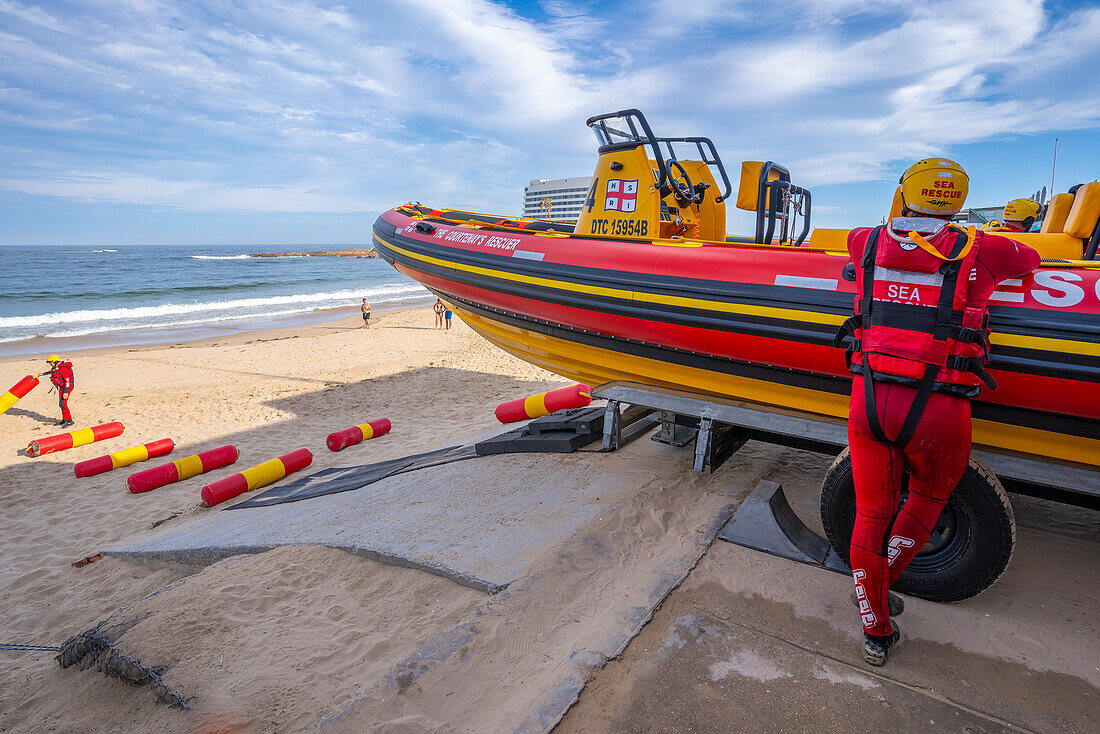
<box><xmin>667</xmin><ymin>160</ymin><xmax>700</xmax><ymax>205</ymax></box>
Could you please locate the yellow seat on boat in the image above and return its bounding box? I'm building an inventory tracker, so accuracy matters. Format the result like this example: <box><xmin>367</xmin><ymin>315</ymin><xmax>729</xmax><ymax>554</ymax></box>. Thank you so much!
<box><xmin>805</xmin><ymin>228</ymin><xmax>849</xmax><ymax>251</ymax></box>
<box><xmin>1008</xmin><ymin>233</ymin><xmax>1086</xmax><ymax>260</ymax></box>
<box><xmin>888</xmin><ymin>186</ymin><xmax>905</xmax><ymax>219</ymax></box>
<box><xmin>1040</xmin><ymin>193</ymin><xmax>1074</xmax><ymax>234</ymax></box>
<box><xmin>1063</xmin><ymin>182</ymin><xmax>1100</xmax><ymax>241</ymax></box>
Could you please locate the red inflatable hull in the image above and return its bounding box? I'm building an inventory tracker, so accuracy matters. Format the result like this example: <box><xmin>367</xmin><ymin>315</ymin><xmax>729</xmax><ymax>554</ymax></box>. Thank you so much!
<box><xmin>372</xmin><ymin>206</ymin><xmax>1100</xmax><ymax>468</ymax></box>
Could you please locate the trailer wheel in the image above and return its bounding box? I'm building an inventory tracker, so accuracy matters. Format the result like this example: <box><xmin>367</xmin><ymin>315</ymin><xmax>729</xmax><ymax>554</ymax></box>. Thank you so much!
<box><xmin>819</xmin><ymin>448</ymin><xmax>1016</xmax><ymax>602</ymax></box>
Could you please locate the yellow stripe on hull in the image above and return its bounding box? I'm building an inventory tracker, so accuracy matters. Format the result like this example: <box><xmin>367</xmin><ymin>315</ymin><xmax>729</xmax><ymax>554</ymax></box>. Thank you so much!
<box><xmin>456</xmin><ymin>305</ymin><xmax>1100</xmax><ymax>469</ymax></box>
<box><xmin>378</xmin><ymin>233</ymin><xmax>1095</xmax><ymax>359</ymax></box>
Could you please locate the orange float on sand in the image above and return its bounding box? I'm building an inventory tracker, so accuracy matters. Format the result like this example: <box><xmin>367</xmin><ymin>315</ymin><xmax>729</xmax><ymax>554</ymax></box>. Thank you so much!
<box><xmin>127</xmin><ymin>445</ymin><xmax>240</xmax><ymax>494</ymax></box>
<box><xmin>200</xmin><ymin>448</ymin><xmax>313</xmax><ymax>507</ymax></box>
<box><xmin>0</xmin><ymin>375</ymin><xmax>40</xmax><ymax>416</ymax></box>
<box><xmin>27</xmin><ymin>422</ymin><xmax>124</xmax><ymax>457</ymax></box>
<box><xmin>74</xmin><ymin>438</ymin><xmax>175</xmax><ymax>478</ymax></box>
<box><xmin>326</xmin><ymin>418</ymin><xmax>392</xmax><ymax>451</ymax></box>
<box><xmin>495</xmin><ymin>384</ymin><xmax>592</xmax><ymax>424</ymax></box>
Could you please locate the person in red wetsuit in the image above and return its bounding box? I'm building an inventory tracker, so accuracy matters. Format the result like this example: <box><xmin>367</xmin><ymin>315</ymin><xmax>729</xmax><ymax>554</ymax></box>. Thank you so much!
<box><xmin>41</xmin><ymin>354</ymin><xmax>75</xmax><ymax>427</ymax></box>
<box><xmin>834</xmin><ymin>159</ymin><xmax>1040</xmax><ymax>665</ymax></box>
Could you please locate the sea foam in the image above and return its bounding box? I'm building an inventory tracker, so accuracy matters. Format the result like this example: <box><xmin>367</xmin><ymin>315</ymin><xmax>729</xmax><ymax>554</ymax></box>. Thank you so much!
<box><xmin>0</xmin><ymin>283</ymin><xmax>429</xmax><ymax>341</ymax></box>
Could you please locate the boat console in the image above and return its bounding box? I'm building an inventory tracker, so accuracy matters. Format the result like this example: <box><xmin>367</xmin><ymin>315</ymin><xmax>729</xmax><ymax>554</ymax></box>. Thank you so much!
<box><xmin>578</xmin><ymin>108</ymin><xmax>1100</xmax><ymax>263</ymax></box>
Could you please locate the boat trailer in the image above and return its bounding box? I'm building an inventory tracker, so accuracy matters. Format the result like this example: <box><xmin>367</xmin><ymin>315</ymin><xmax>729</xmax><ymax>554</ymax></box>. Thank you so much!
<box><xmin>594</xmin><ymin>381</ymin><xmax>1100</xmax><ymax>592</ymax></box>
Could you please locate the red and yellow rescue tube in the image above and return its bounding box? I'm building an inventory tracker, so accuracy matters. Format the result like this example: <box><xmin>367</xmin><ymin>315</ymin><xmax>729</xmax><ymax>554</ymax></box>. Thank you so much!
<box><xmin>326</xmin><ymin>418</ymin><xmax>392</xmax><ymax>451</ymax></box>
<box><xmin>74</xmin><ymin>438</ymin><xmax>175</xmax><ymax>478</ymax></box>
<box><xmin>27</xmin><ymin>421</ymin><xmax>124</xmax><ymax>457</ymax></box>
<box><xmin>495</xmin><ymin>384</ymin><xmax>593</xmax><ymax>423</ymax></box>
<box><xmin>200</xmin><ymin>448</ymin><xmax>313</xmax><ymax>507</ymax></box>
<box><xmin>127</xmin><ymin>445</ymin><xmax>240</xmax><ymax>494</ymax></box>
<box><xmin>0</xmin><ymin>375</ymin><xmax>40</xmax><ymax>416</ymax></box>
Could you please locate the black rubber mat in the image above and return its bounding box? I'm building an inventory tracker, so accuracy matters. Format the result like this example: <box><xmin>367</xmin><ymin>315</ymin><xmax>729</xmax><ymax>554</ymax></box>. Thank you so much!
<box><xmin>229</xmin><ymin>444</ymin><xmax>477</xmax><ymax>509</ymax></box>
<box><xmin>231</xmin><ymin>408</ymin><xmax>604</xmax><ymax>510</ymax></box>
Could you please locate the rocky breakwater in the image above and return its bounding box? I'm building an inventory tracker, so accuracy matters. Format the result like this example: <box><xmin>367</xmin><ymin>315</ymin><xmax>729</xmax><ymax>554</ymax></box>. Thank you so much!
<box><xmin>251</xmin><ymin>249</ymin><xmax>378</xmax><ymax>258</ymax></box>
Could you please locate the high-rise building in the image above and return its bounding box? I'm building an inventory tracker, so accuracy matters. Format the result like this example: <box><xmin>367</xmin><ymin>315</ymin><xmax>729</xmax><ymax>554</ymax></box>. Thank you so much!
<box><xmin>523</xmin><ymin>177</ymin><xmax>593</xmax><ymax>223</ymax></box>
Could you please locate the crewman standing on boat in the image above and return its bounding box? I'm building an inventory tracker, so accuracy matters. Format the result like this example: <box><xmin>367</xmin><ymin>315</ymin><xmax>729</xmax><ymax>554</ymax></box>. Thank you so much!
<box><xmin>1000</xmin><ymin>198</ymin><xmax>1044</xmax><ymax>232</ymax></box>
<box><xmin>40</xmin><ymin>354</ymin><xmax>75</xmax><ymax>427</ymax></box>
<box><xmin>835</xmin><ymin>159</ymin><xmax>1040</xmax><ymax>666</ymax></box>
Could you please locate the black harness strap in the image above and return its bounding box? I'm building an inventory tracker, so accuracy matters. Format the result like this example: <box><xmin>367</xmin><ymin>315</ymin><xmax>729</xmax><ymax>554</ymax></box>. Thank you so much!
<box><xmin>893</xmin><ymin>230</ymin><xmax>968</xmax><ymax>448</ymax></box>
<box><xmin>859</xmin><ymin>227</ymin><xmax>891</xmax><ymax>443</ymax></box>
<box><xmin>841</xmin><ymin>227</ymin><xmax>983</xmax><ymax>448</ymax></box>
<box><xmin>894</xmin><ymin>364</ymin><xmax>938</xmax><ymax>447</ymax></box>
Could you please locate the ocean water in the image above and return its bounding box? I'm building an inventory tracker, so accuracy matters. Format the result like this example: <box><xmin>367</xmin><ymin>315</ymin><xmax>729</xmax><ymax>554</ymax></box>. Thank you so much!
<box><xmin>0</xmin><ymin>245</ymin><xmax>428</xmax><ymax>354</ymax></box>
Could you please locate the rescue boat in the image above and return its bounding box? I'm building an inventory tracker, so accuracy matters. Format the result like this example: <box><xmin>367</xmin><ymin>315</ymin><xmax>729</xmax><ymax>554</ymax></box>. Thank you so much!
<box><xmin>373</xmin><ymin>109</ymin><xmax>1100</xmax><ymax>470</ymax></box>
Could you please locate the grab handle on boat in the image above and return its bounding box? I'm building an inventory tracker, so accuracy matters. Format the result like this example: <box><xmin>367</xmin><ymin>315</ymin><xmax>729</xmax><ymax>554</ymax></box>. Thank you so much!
<box><xmin>415</xmin><ymin>222</ymin><xmax>436</xmax><ymax>234</ymax></box>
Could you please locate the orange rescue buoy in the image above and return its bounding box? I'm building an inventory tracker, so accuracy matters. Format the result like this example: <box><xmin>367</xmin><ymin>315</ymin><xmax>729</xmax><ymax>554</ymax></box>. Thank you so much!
<box><xmin>74</xmin><ymin>438</ymin><xmax>175</xmax><ymax>478</ymax></box>
<box><xmin>200</xmin><ymin>448</ymin><xmax>313</xmax><ymax>507</ymax></box>
<box><xmin>127</xmin><ymin>445</ymin><xmax>240</xmax><ymax>493</ymax></box>
<box><xmin>494</xmin><ymin>384</ymin><xmax>592</xmax><ymax>423</ymax></box>
<box><xmin>27</xmin><ymin>422</ymin><xmax>124</xmax><ymax>457</ymax></box>
<box><xmin>0</xmin><ymin>375</ymin><xmax>40</xmax><ymax>416</ymax></box>
<box><xmin>326</xmin><ymin>418</ymin><xmax>392</xmax><ymax>451</ymax></box>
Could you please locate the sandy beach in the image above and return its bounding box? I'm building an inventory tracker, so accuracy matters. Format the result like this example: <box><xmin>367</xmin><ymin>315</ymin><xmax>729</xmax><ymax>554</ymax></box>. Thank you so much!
<box><xmin>1</xmin><ymin>305</ymin><xmax>1096</xmax><ymax>733</ymax></box>
<box><xmin>0</xmin><ymin>306</ymin><xmax>562</xmax><ymax>731</ymax></box>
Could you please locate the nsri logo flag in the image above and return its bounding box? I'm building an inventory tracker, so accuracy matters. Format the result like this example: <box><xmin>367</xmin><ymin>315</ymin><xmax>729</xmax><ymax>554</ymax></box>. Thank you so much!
<box><xmin>605</xmin><ymin>179</ymin><xmax>638</xmax><ymax>213</ymax></box>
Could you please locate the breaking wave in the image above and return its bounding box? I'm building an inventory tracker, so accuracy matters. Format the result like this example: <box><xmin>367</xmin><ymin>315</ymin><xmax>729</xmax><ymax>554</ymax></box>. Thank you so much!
<box><xmin>0</xmin><ymin>283</ymin><xmax>429</xmax><ymax>343</ymax></box>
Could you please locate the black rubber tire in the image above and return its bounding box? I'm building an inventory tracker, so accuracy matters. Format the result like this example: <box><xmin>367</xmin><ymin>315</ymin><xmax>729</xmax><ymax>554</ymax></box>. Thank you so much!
<box><xmin>820</xmin><ymin>448</ymin><xmax>1016</xmax><ymax>602</ymax></box>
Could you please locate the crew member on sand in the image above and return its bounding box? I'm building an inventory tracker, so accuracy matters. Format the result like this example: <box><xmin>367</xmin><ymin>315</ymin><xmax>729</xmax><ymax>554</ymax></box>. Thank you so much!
<box><xmin>40</xmin><ymin>354</ymin><xmax>75</xmax><ymax>427</ymax></box>
<box><xmin>835</xmin><ymin>159</ymin><xmax>1039</xmax><ymax>666</ymax></box>
<box><xmin>361</xmin><ymin>298</ymin><xmax>371</xmax><ymax>329</ymax></box>
<box><xmin>999</xmin><ymin>197</ymin><xmax>1044</xmax><ymax>232</ymax></box>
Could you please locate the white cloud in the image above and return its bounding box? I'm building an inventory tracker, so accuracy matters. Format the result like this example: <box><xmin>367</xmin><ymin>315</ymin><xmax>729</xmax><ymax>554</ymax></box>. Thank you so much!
<box><xmin>0</xmin><ymin>0</ymin><xmax>1096</xmax><ymax>225</ymax></box>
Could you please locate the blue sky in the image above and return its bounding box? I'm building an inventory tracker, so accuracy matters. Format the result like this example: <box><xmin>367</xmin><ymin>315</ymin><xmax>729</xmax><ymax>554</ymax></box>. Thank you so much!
<box><xmin>1</xmin><ymin>0</ymin><xmax>1098</xmax><ymax>245</ymax></box>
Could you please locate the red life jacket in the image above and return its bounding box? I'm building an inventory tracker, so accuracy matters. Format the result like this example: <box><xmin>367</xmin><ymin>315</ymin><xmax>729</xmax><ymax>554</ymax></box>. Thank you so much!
<box><xmin>49</xmin><ymin>361</ymin><xmax>75</xmax><ymax>390</ymax></box>
<box><xmin>834</xmin><ymin>222</ymin><xmax>995</xmax><ymax>446</ymax></box>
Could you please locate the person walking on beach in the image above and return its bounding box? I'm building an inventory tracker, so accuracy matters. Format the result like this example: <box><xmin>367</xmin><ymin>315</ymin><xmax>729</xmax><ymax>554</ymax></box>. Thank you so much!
<box><xmin>361</xmin><ymin>298</ymin><xmax>372</xmax><ymax>329</ymax></box>
<box><xmin>444</xmin><ymin>304</ymin><xmax>453</xmax><ymax>330</ymax></box>
<box><xmin>433</xmin><ymin>299</ymin><xmax>445</xmax><ymax>329</ymax></box>
<box><xmin>834</xmin><ymin>159</ymin><xmax>1039</xmax><ymax>666</ymax></box>
<box><xmin>40</xmin><ymin>354</ymin><xmax>75</xmax><ymax>427</ymax></box>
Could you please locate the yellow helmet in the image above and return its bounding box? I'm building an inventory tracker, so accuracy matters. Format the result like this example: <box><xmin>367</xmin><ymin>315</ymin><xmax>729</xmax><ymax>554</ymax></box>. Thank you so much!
<box><xmin>899</xmin><ymin>158</ymin><xmax>969</xmax><ymax>216</ymax></box>
<box><xmin>1002</xmin><ymin>198</ymin><xmax>1042</xmax><ymax>224</ymax></box>
<box><xmin>46</xmin><ymin>354</ymin><xmax>61</xmax><ymax>363</ymax></box>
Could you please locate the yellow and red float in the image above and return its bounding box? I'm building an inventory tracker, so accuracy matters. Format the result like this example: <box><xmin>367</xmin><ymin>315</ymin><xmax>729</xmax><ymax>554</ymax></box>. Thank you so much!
<box><xmin>326</xmin><ymin>418</ymin><xmax>392</xmax><ymax>451</ymax></box>
<box><xmin>127</xmin><ymin>444</ymin><xmax>240</xmax><ymax>494</ymax></box>
<box><xmin>494</xmin><ymin>384</ymin><xmax>593</xmax><ymax>424</ymax></box>
<box><xmin>27</xmin><ymin>421</ymin><xmax>124</xmax><ymax>457</ymax></box>
<box><xmin>0</xmin><ymin>375</ymin><xmax>40</xmax><ymax>416</ymax></box>
<box><xmin>200</xmin><ymin>448</ymin><xmax>313</xmax><ymax>507</ymax></box>
<box><xmin>74</xmin><ymin>438</ymin><xmax>175</xmax><ymax>478</ymax></box>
